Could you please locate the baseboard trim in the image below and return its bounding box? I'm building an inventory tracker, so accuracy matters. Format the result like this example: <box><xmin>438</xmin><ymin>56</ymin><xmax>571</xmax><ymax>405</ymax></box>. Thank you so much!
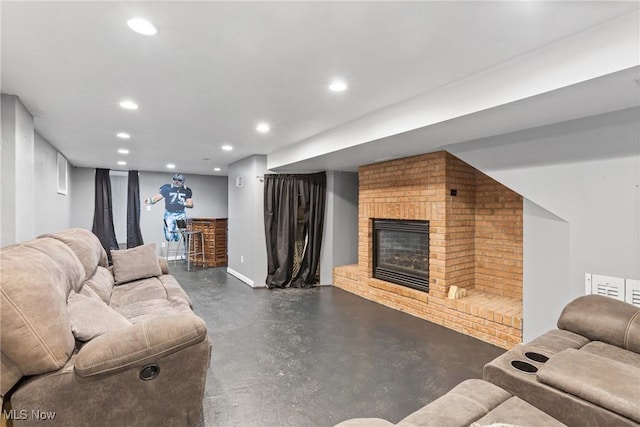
<box><xmin>227</xmin><ymin>268</ymin><xmax>256</xmax><ymax>287</ymax></box>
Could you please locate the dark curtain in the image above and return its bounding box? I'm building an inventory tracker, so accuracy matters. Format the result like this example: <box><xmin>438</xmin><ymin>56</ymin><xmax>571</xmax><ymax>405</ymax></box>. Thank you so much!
<box><xmin>292</xmin><ymin>172</ymin><xmax>326</xmax><ymax>287</ymax></box>
<box><xmin>126</xmin><ymin>170</ymin><xmax>144</xmax><ymax>248</ymax></box>
<box><xmin>264</xmin><ymin>175</ymin><xmax>298</xmax><ymax>288</ymax></box>
<box><xmin>92</xmin><ymin>168</ymin><xmax>119</xmax><ymax>261</ymax></box>
<box><xmin>264</xmin><ymin>172</ymin><xmax>326</xmax><ymax>289</ymax></box>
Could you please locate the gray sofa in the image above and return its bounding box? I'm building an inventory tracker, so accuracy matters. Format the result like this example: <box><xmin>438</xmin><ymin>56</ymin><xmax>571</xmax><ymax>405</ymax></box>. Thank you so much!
<box><xmin>334</xmin><ymin>378</ymin><xmax>566</xmax><ymax>427</ymax></box>
<box><xmin>335</xmin><ymin>294</ymin><xmax>640</xmax><ymax>427</ymax></box>
<box><xmin>1</xmin><ymin>228</ymin><xmax>211</xmax><ymax>426</ymax></box>
<box><xmin>484</xmin><ymin>294</ymin><xmax>640</xmax><ymax>427</ymax></box>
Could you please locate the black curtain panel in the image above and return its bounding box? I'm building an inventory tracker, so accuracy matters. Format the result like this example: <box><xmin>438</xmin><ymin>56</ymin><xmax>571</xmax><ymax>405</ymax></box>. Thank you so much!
<box><xmin>91</xmin><ymin>168</ymin><xmax>119</xmax><ymax>260</ymax></box>
<box><xmin>264</xmin><ymin>172</ymin><xmax>326</xmax><ymax>289</ymax></box>
<box><xmin>292</xmin><ymin>172</ymin><xmax>326</xmax><ymax>287</ymax></box>
<box><xmin>126</xmin><ymin>170</ymin><xmax>144</xmax><ymax>248</ymax></box>
<box><xmin>264</xmin><ymin>174</ymin><xmax>298</xmax><ymax>288</ymax></box>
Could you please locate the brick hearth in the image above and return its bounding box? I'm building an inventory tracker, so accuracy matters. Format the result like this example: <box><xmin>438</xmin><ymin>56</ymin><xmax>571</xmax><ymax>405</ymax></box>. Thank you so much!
<box><xmin>333</xmin><ymin>151</ymin><xmax>523</xmax><ymax>349</ymax></box>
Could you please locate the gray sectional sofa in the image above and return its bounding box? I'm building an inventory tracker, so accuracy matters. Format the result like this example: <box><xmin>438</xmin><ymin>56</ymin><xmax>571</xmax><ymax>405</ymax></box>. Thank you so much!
<box><xmin>335</xmin><ymin>294</ymin><xmax>640</xmax><ymax>427</ymax></box>
<box><xmin>484</xmin><ymin>294</ymin><xmax>640</xmax><ymax>427</ymax></box>
<box><xmin>1</xmin><ymin>228</ymin><xmax>211</xmax><ymax>426</ymax></box>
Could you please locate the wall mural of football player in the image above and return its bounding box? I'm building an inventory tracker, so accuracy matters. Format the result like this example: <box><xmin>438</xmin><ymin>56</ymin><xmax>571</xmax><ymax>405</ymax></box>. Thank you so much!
<box><xmin>145</xmin><ymin>173</ymin><xmax>193</xmax><ymax>241</ymax></box>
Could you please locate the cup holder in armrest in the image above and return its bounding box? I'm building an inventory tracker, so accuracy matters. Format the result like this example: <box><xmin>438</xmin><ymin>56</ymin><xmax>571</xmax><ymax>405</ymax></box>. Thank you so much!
<box><xmin>511</xmin><ymin>360</ymin><xmax>538</xmax><ymax>373</ymax></box>
<box><xmin>524</xmin><ymin>352</ymin><xmax>549</xmax><ymax>363</ymax></box>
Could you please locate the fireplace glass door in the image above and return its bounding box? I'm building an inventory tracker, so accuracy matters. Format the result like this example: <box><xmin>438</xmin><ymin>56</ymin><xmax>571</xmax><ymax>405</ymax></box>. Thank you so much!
<box><xmin>373</xmin><ymin>219</ymin><xmax>429</xmax><ymax>292</ymax></box>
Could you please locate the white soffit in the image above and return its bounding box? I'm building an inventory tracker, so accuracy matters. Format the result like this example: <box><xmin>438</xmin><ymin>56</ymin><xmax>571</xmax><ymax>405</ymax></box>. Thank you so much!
<box><xmin>267</xmin><ymin>10</ymin><xmax>640</xmax><ymax>171</ymax></box>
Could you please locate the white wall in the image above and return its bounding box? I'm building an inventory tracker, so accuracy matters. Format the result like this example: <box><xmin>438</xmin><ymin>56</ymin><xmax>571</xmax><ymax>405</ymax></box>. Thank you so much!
<box><xmin>1</xmin><ymin>94</ymin><xmax>71</xmax><ymax>245</ymax></box>
<box><xmin>70</xmin><ymin>167</ymin><xmax>95</xmax><ymax>230</ymax></box>
<box><xmin>33</xmin><ymin>132</ymin><xmax>72</xmax><ymax>235</ymax></box>
<box><xmin>70</xmin><ymin>168</ymin><xmax>228</xmax><ymax>254</ymax></box>
<box><xmin>0</xmin><ymin>95</ymin><xmax>229</xmax><ymax>251</ymax></box>
<box><xmin>14</xmin><ymin>99</ymin><xmax>35</xmax><ymax>242</ymax></box>
<box><xmin>227</xmin><ymin>155</ymin><xmax>268</xmax><ymax>287</ymax></box>
<box><xmin>523</xmin><ymin>200</ymin><xmax>571</xmax><ymax>341</ymax></box>
<box><xmin>139</xmin><ymin>171</ymin><xmax>228</xmax><ymax>255</ymax></box>
<box><xmin>1</xmin><ymin>95</ymin><xmax>18</xmax><ymax>246</ymax></box>
<box><xmin>446</xmin><ymin>107</ymin><xmax>640</xmax><ymax>339</ymax></box>
<box><xmin>320</xmin><ymin>171</ymin><xmax>358</xmax><ymax>284</ymax></box>
<box><xmin>227</xmin><ymin>161</ymin><xmax>358</xmax><ymax>288</ymax></box>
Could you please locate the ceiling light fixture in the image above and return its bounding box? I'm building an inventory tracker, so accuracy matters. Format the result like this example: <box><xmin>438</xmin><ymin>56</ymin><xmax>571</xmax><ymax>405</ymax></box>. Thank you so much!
<box><xmin>214</xmin><ymin>167</ymin><xmax>221</xmax><ymax>172</ymax></box>
<box><xmin>329</xmin><ymin>80</ymin><xmax>348</xmax><ymax>92</ymax></box>
<box><xmin>119</xmin><ymin>100</ymin><xmax>138</xmax><ymax>110</ymax></box>
<box><xmin>117</xmin><ymin>161</ymin><xmax>127</xmax><ymax>166</ymax></box>
<box><xmin>256</xmin><ymin>123</ymin><xmax>270</xmax><ymax>133</ymax></box>
<box><xmin>166</xmin><ymin>163</ymin><xmax>176</xmax><ymax>169</ymax></box>
<box><xmin>118</xmin><ymin>148</ymin><xmax>130</xmax><ymax>155</ymax></box>
<box><xmin>222</xmin><ymin>144</ymin><xmax>233</xmax><ymax>151</ymax></box>
<box><xmin>116</xmin><ymin>132</ymin><xmax>131</xmax><ymax>139</ymax></box>
<box><xmin>127</xmin><ymin>18</ymin><xmax>157</xmax><ymax>36</ymax></box>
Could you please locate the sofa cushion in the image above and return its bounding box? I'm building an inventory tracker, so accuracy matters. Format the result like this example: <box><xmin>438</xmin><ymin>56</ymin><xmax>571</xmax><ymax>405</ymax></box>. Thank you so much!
<box><xmin>524</xmin><ymin>329</ymin><xmax>589</xmax><ymax>355</ymax></box>
<box><xmin>21</xmin><ymin>237</ymin><xmax>86</xmax><ymax>292</ymax></box>
<box><xmin>113</xmin><ymin>298</ymin><xmax>194</xmax><ymax>324</ymax></box>
<box><xmin>397</xmin><ymin>379</ymin><xmax>511</xmax><ymax>427</ymax></box>
<box><xmin>68</xmin><ymin>291</ymin><xmax>131</xmax><ymax>341</ymax></box>
<box><xmin>110</xmin><ymin>244</ymin><xmax>162</xmax><ymax>285</ymax></box>
<box><xmin>537</xmin><ymin>348</ymin><xmax>640</xmax><ymax>423</ymax></box>
<box><xmin>39</xmin><ymin>228</ymin><xmax>107</xmax><ymax>280</ymax></box>
<box><xmin>110</xmin><ymin>276</ymin><xmax>173</xmax><ymax>307</ymax></box>
<box><xmin>1</xmin><ymin>240</ymin><xmax>77</xmax><ymax>378</ymax></box>
<box><xmin>557</xmin><ymin>294</ymin><xmax>640</xmax><ymax>352</ymax></box>
<box><xmin>470</xmin><ymin>397</ymin><xmax>567</xmax><ymax>426</ymax></box>
<box><xmin>580</xmin><ymin>341</ymin><xmax>640</xmax><ymax>369</ymax></box>
<box><xmin>333</xmin><ymin>419</ymin><xmax>395</xmax><ymax>427</ymax></box>
<box><xmin>83</xmin><ymin>266</ymin><xmax>114</xmax><ymax>303</ymax></box>
<box><xmin>74</xmin><ymin>314</ymin><xmax>207</xmax><ymax>377</ymax></box>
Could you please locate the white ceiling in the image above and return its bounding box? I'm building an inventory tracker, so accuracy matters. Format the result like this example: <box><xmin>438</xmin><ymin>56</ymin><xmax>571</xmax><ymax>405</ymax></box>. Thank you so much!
<box><xmin>2</xmin><ymin>1</ymin><xmax>639</xmax><ymax>176</ymax></box>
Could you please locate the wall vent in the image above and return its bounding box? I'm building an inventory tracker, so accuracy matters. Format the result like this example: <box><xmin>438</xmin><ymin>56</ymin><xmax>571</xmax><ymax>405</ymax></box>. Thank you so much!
<box><xmin>585</xmin><ymin>274</ymin><xmax>639</xmax><ymax>307</ymax></box>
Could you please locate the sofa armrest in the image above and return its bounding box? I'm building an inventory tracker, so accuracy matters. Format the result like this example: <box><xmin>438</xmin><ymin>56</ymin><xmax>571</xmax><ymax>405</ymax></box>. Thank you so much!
<box><xmin>537</xmin><ymin>348</ymin><xmax>640</xmax><ymax>423</ymax></box>
<box><xmin>75</xmin><ymin>314</ymin><xmax>207</xmax><ymax>377</ymax></box>
<box><xmin>557</xmin><ymin>295</ymin><xmax>640</xmax><ymax>352</ymax></box>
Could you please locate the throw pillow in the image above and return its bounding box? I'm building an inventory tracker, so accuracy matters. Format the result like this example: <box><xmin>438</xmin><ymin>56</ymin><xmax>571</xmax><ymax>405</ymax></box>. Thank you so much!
<box><xmin>110</xmin><ymin>243</ymin><xmax>162</xmax><ymax>285</ymax></box>
<box><xmin>67</xmin><ymin>291</ymin><xmax>131</xmax><ymax>341</ymax></box>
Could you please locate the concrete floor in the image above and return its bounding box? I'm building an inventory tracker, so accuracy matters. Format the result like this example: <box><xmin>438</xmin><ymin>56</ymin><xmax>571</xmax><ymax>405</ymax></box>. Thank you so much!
<box><xmin>171</xmin><ymin>266</ymin><xmax>505</xmax><ymax>427</ymax></box>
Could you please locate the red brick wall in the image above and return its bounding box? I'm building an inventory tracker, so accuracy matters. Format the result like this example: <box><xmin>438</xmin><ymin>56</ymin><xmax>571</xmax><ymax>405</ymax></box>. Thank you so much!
<box><xmin>445</xmin><ymin>154</ymin><xmax>477</xmax><ymax>293</ymax></box>
<box><xmin>334</xmin><ymin>151</ymin><xmax>524</xmax><ymax>349</ymax></box>
<box><xmin>474</xmin><ymin>171</ymin><xmax>523</xmax><ymax>298</ymax></box>
<box><xmin>359</xmin><ymin>152</ymin><xmax>449</xmax><ymax>297</ymax></box>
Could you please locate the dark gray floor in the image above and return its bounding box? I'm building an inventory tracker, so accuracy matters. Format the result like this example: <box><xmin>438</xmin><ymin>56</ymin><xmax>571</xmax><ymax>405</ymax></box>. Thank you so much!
<box><xmin>171</xmin><ymin>266</ymin><xmax>505</xmax><ymax>427</ymax></box>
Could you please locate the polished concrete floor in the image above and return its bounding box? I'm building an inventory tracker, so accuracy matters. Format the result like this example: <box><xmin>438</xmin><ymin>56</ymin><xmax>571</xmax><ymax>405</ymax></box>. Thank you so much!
<box><xmin>171</xmin><ymin>266</ymin><xmax>505</xmax><ymax>427</ymax></box>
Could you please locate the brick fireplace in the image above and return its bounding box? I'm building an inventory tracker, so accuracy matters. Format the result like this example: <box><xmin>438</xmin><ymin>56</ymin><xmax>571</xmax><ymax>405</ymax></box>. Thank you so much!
<box><xmin>333</xmin><ymin>151</ymin><xmax>523</xmax><ymax>349</ymax></box>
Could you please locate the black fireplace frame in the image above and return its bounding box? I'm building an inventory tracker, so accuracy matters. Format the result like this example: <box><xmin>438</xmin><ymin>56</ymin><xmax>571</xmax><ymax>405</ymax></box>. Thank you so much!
<box><xmin>372</xmin><ymin>219</ymin><xmax>430</xmax><ymax>292</ymax></box>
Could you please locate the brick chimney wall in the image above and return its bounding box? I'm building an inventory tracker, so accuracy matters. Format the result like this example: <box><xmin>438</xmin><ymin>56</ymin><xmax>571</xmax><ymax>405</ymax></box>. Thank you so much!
<box><xmin>334</xmin><ymin>151</ymin><xmax>524</xmax><ymax>349</ymax></box>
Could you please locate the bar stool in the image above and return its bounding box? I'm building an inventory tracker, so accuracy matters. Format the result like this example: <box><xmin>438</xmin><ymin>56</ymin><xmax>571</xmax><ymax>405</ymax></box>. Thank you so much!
<box><xmin>181</xmin><ymin>229</ymin><xmax>205</xmax><ymax>271</ymax></box>
<box><xmin>164</xmin><ymin>219</ymin><xmax>204</xmax><ymax>270</ymax></box>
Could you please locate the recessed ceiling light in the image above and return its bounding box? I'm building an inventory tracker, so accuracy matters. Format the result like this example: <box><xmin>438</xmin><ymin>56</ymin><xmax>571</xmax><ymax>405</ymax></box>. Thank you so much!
<box><xmin>214</xmin><ymin>167</ymin><xmax>221</xmax><ymax>172</ymax></box>
<box><xmin>127</xmin><ymin>18</ymin><xmax>157</xmax><ymax>36</ymax></box>
<box><xmin>256</xmin><ymin>123</ymin><xmax>270</xmax><ymax>133</ymax></box>
<box><xmin>222</xmin><ymin>145</ymin><xmax>233</xmax><ymax>151</ymax></box>
<box><xmin>119</xmin><ymin>100</ymin><xmax>138</xmax><ymax>110</ymax></box>
<box><xmin>166</xmin><ymin>163</ymin><xmax>176</xmax><ymax>169</ymax></box>
<box><xmin>117</xmin><ymin>161</ymin><xmax>127</xmax><ymax>166</ymax></box>
<box><xmin>116</xmin><ymin>132</ymin><xmax>131</xmax><ymax>139</ymax></box>
<box><xmin>118</xmin><ymin>148</ymin><xmax>130</xmax><ymax>155</ymax></box>
<box><xmin>329</xmin><ymin>80</ymin><xmax>348</xmax><ymax>92</ymax></box>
